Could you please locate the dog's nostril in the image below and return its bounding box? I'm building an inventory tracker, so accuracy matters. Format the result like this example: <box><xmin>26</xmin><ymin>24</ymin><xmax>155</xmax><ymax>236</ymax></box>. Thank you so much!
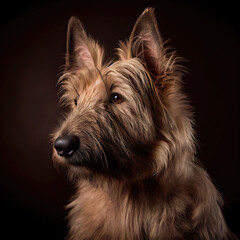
<box><xmin>56</xmin><ymin>147</ymin><xmax>64</xmax><ymax>156</ymax></box>
<box><xmin>54</xmin><ymin>136</ymin><xmax>79</xmax><ymax>157</ymax></box>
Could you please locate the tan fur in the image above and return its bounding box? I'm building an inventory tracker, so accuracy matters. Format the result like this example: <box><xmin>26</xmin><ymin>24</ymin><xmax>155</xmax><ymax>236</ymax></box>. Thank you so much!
<box><xmin>52</xmin><ymin>8</ymin><xmax>237</xmax><ymax>240</ymax></box>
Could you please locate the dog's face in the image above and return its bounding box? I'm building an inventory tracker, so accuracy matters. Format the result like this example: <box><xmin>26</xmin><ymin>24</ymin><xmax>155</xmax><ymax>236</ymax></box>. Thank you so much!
<box><xmin>52</xmin><ymin>8</ymin><xmax>185</xmax><ymax>180</ymax></box>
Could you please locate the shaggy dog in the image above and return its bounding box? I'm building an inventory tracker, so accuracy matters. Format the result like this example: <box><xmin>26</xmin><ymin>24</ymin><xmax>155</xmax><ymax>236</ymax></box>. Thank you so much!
<box><xmin>52</xmin><ymin>8</ymin><xmax>237</xmax><ymax>240</ymax></box>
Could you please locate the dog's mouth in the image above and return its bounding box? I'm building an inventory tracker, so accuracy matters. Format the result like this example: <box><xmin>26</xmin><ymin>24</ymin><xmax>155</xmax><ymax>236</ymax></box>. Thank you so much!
<box><xmin>53</xmin><ymin>134</ymin><xmax>122</xmax><ymax>171</ymax></box>
<box><xmin>53</xmin><ymin>144</ymin><xmax>98</xmax><ymax>169</ymax></box>
<box><xmin>67</xmin><ymin>153</ymin><xmax>86</xmax><ymax>167</ymax></box>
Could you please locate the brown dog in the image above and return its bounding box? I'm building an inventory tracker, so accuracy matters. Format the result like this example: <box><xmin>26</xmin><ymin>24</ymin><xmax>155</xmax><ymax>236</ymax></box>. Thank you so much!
<box><xmin>52</xmin><ymin>8</ymin><xmax>237</xmax><ymax>240</ymax></box>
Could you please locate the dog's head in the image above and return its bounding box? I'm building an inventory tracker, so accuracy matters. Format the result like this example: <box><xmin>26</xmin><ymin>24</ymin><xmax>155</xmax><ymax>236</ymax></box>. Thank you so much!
<box><xmin>52</xmin><ymin>8</ymin><xmax>194</xmax><ymax>181</ymax></box>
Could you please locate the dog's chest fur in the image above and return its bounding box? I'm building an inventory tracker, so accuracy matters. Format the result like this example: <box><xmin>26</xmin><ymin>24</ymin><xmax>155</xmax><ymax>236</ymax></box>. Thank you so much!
<box><xmin>67</xmin><ymin>180</ymin><xmax>128</xmax><ymax>239</ymax></box>
<box><xmin>66</xmin><ymin>178</ymin><xmax>194</xmax><ymax>240</ymax></box>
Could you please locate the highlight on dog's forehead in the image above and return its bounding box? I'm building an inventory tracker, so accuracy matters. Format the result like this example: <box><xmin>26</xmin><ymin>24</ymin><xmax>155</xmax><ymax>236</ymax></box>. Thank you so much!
<box><xmin>105</xmin><ymin>59</ymin><xmax>152</xmax><ymax>91</ymax></box>
<box><xmin>58</xmin><ymin>67</ymin><xmax>107</xmax><ymax>107</ymax></box>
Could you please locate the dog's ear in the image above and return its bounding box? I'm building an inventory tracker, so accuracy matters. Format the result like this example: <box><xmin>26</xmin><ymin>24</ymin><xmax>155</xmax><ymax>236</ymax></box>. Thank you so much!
<box><xmin>65</xmin><ymin>16</ymin><xmax>103</xmax><ymax>70</ymax></box>
<box><xmin>130</xmin><ymin>8</ymin><xmax>163</xmax><ymax>77</ymax></box>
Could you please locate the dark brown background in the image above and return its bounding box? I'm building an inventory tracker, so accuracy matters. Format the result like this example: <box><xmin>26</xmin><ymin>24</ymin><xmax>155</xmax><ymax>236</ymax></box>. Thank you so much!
<box><xmin>0</xmin><ymin>0</ymin><xmax>239</xmax><ymax>239</ymax></box>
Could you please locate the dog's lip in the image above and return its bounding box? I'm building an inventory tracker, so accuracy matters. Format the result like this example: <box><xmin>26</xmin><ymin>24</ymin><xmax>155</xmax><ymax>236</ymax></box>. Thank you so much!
<box><xmin>54</xmin><ymin>147</ymin><xmax>95</xmax><ymax>168</ymax></box>
<box><xmin>67</xmin><ymin>154</ymin><xmax>84</xmax><ymax>166</ymax></box>
<box><xmin>56</xmin><ymin>154</ymin><xmax>82</xmax><ymax>167</ymax></box>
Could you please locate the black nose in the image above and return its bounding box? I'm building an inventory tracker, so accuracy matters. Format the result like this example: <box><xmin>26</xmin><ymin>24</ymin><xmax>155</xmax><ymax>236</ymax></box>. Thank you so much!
<box><xmin>54</xmin><ymin>136</ymin><xmax>79</xmax><ymax>157</ymax></box>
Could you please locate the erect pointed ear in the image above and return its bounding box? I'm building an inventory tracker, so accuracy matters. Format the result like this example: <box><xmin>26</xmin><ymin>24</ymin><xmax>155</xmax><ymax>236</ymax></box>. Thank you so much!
<box><xmin>130</xmin><ymin>8</ymin><xmax>163</xmax><ymax>77</ymax></box>
<box><xmin>65</xmin><ymin>16</ymin><xmax>102</xmax><ymax>70</ymax></box>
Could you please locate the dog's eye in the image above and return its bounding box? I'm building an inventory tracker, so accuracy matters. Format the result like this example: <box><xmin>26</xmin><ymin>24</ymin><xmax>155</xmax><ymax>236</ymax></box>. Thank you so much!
<box><xmin>110</xmin><ymin>93</ymin><xmax>123</xmax><ymax>104</ymax></box>
<box><xmin>74</xmin><ymin>98</ymin><xmax>78</xmax><ymax>106</ymax></box>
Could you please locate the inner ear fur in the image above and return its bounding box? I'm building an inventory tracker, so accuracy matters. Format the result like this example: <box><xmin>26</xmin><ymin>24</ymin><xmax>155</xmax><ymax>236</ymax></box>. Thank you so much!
<box><xmin>65</xmin><ymin>16</ymin><xmax>104</xmax><ymax>70</ymax></box>
<box><xmin>130</xmin><ymin>8</ymin><xmax>164</xmax><ymax>77</ymax></box>
<box><xmin>129</xmin><ymin>8</ymin><xmax>184</xmax><ymax>97</ymax></box>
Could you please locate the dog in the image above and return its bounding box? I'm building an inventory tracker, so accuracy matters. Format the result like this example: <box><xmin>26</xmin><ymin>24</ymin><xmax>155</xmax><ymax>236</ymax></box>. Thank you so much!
<box><xmin>52</xmin><ymin>7</ymin><xmax>237</xmax><ymax>240</ymax></box>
